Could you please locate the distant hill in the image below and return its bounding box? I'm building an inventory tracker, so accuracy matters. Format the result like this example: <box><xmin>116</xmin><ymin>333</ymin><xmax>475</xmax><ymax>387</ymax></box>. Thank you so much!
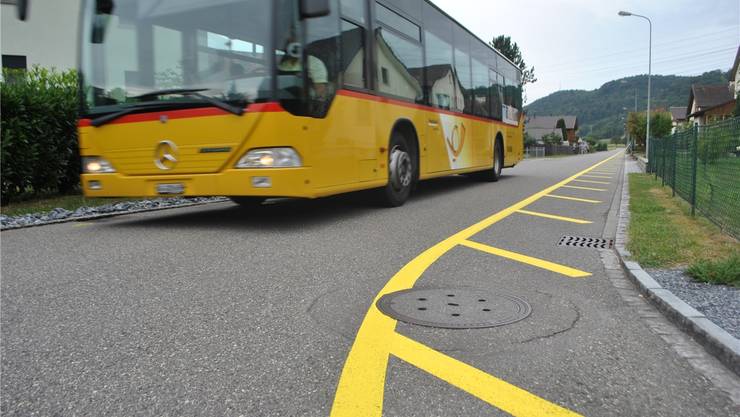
<box><xmin>525</xmin><ymin>70</ymin><xmax>730</xmax><ymax>139</ymax></box>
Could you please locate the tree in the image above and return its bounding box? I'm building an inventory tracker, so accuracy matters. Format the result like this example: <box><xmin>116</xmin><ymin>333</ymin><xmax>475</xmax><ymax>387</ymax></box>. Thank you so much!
<box><xmin>524</xmin><ymin>132</ymin><xmax>537</xmax><ymax>148</ymax></box>
<box><xmin>541</xmin><ymin>132</ymin><xmax>563</xmax><ymax>145</ymax></box>
<box><xmin>651</xmin><ymin>112</ymin><xmax>673</xmax><ymax>138</ymax></box>
<box><xmin>626</xmin><ymin>111</ymin><xmax>673</xmax><ymax>148</ymax></box>
<box><xmin>489</xmin><ymin>35</ymin><xmax>536</xmax><ymax>86</ymax></box>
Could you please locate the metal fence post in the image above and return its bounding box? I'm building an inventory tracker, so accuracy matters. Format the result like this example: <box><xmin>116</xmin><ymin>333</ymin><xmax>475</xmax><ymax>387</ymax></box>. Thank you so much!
<box><xmin>671</xmin><ymin>135</ymin><xmax>676</xmax><ymax>197</ymax></box>
<box><xmin>661</xmin><ymin>138</ymin><xmax>666</xmax><ymax>186</ymax></box>
<box><xmin>654</xmin><ymin>139</ymin><xmax>659</xmax><ymax>180</ymax></box>
<box><xmin>690</xmin><ymin>125</ymin><xmax>698</xmax><ymax>216</ymax></box>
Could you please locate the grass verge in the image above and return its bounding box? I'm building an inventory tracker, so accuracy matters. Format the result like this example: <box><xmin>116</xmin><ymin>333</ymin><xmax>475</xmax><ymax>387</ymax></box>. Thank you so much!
<box><xmin>628</xmin><ymin>173</ymin><xmax>739</xmax><ymax>286</ymax></box>
<box><xmin>1</xmin><ymin>194</ymin><xmax>139</xmax><ymax>217</ymax></box>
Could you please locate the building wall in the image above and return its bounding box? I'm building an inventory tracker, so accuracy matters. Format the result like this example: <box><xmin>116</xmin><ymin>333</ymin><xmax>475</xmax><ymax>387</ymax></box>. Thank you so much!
<box><xmin>565</xmin><ymin>129</ymin><xmax>576</xmax><ymax>144</ymax></box>
<box><xmin>1</xmin><ymin>1</ymin><xmax>82</xmax><ymax>70</ymax></box>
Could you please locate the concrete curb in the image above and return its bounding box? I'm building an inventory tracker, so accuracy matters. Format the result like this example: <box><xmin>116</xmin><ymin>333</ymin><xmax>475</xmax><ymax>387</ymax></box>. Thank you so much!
<box><xmin>0</xmin><ymin>198</ymin><xmax>229</xmax><ymax>232</ymax></box>
<box><xmin>614</xmin><ymin>157</ymin><xmax>740</xmax><ymax>377</ymax></box>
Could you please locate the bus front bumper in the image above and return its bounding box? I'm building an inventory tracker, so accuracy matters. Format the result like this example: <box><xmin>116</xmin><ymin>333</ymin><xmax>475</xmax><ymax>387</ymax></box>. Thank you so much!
<box><xmin>81</xmin><ymin>168</ymin><xmax>314</xmax><ymax>198</ymax></box>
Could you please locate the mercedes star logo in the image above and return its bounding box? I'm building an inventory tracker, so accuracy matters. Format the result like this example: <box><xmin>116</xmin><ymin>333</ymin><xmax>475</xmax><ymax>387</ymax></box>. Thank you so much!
<box><xmin>154</xmin><ymin>140</ymin><xmax>178</xmax><ymax>170</ymax></box>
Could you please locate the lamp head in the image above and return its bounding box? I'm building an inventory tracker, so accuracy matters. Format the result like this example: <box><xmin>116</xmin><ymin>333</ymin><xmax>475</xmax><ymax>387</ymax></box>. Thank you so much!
<box><xmin>618</xmin><ymin>11</ymin><xmax>632</xmax><ymax>16</ymax></box>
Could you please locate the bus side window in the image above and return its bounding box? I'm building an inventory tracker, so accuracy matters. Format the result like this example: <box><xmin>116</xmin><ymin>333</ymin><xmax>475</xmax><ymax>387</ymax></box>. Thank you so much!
<box><xmin>340</xmin><ymin>19</ymin><xmax>366</xmax><ymax>89</ymax></box>
<box><xmin>304</xmin><ymin>0</ymin><xmax>340</xmax><ymax>117</ymax></box>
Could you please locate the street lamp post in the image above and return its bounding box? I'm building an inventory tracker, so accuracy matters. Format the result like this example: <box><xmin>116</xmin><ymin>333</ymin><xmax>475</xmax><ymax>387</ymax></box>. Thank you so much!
<box><xmin>619</xmin><ymin>11</ymin><xmax>652</xmax><ymax>163</ymax></box>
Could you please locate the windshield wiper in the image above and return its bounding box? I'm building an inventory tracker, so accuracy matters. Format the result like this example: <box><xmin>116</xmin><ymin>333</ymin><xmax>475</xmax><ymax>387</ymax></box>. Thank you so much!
<box><xmin>133</xmin><ymin>88</ymin><xmax>245</xmax><ymax>116</ymax></box>
<box><xmin>89</xmin><ymin>102</ymin><xmax>167</xmax><ymax>127</ymax></box>
<box><xmin>89</xmin><ymin>89</ymin><xmax>245</xmax><ymax>127</ymax></box>
<box><xmin>133</xmin><ymin>88</ymin><xmax>209</xmax><ymax>100</ymax></box>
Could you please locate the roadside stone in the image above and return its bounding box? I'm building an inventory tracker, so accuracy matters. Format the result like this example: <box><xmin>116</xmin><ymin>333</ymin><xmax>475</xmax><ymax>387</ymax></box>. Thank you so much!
<box><xmin>647</xmin><ymin>268</ymin><xmax>740</xmax><ymax>340</ymax></box>
<box><xmin>0</xmin><ymin>197</ymin><xmax>227</xmax><ymax>230</ymax></box>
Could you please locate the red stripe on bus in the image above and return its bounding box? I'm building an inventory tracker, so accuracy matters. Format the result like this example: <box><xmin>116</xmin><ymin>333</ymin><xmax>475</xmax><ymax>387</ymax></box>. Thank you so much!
<box><xmin>336</xmin><ymin>89</ymin><xmax>519</xmax><ymax>127</ymax></box>
<box><xmin>77</xmin><ymin>102</ymin><xmax>284</xmax><ymax>127</ymax></box>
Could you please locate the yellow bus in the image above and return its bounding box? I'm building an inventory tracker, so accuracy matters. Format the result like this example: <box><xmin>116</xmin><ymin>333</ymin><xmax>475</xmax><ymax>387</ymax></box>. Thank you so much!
<box><xmin>76</xmin><ymin>0</ymin><xmax>523</xmax><ymax>207</ymax></box>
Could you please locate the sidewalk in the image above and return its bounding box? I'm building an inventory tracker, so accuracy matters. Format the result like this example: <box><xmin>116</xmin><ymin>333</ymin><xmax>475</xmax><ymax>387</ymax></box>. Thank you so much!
<box><xmin>616</xmin><ymin>157</ymin><xmax>740</xmax><ymax>375</ymax></box>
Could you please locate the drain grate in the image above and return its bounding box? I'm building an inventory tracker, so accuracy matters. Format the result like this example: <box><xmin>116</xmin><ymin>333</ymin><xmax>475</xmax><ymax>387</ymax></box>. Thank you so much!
<box><xmin>376</xmin><ymin>288</ymin><xmax>531</xmax><ymax>329</ymax></box>
<box><xmin>558</xmin><ymin>235</ymin><xmax>613</xmax><ymax>249</ymax></box>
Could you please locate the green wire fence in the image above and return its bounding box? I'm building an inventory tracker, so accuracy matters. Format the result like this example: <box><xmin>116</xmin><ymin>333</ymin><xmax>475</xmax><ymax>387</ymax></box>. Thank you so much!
<box><xmin>648</xmin><ymin>117</ymin><xmax>740</xmax><ymax>239</ymax></box>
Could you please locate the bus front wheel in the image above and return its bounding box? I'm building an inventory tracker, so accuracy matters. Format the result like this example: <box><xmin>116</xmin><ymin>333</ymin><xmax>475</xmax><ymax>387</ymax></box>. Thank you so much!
<box><xmin>379</xmin><ymin>133</ymin><xmax>415</xmax><ymax>207</ymax></box>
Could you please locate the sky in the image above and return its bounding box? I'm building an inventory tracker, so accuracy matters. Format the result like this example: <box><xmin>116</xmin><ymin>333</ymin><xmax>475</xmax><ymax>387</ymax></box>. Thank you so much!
<box><xmin>431</xmin><ymin>0</ymin><xmax>740</xmax><ymax>103</ymax></box>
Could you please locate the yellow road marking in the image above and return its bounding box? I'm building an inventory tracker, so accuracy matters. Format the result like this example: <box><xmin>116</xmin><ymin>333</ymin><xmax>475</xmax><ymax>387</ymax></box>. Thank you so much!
<box><xmin>581</xmin><ymin>174</ymin><xmax>611</xmax><ymax>179</ymax></box>
<box><xmin>330</xmin><ymin>152</ymin><xmax>622</xmax><ymax>417</ymax></box>
<box><xmin>460</xmin><ymin>240</ymin><xmax>591</xmax><ymax>278</ymax></box>
<box><xmin>589</xmin><ymin>171</ymin><xmax>614</xmax><ymax>174</ymax></box>
<box><xmin>390</xmin><ymin>333</ymin><xmax>583</xmax><ymax>417</ymax></box>
<box><xmin>545</xmin><ymin>194</ymin><xmax>602</xmax><ymax>203</ymax></box>
<box><xmin>573</xmin><ymin>179</ymin><xmax>610</xmax><ymax>185</ymax></box>
<box><xmin>562</xmin><ymin>185</ymin><xmax>607</xmax><ymax>192</ymax></box>
<box><xmin>516</xmin><ymin>209</ymin><xmax>592</xmax><ymax>224</ymax></box>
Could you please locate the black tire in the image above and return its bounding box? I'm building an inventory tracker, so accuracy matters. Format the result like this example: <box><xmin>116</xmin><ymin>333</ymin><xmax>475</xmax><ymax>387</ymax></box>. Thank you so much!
<box><xmin>229</xmin><ymin>197</ymin><xmax>266</xmax><ymax>209</ymax></box>
<box><xmin>474</xmin><ymin>138</ymin><xmax>504</xmax><ymax>182</ymax></box>
<box><xmin>378</xmin><ymin>132</ymin><xmax>416</xmax><ymax>207</ymax></box>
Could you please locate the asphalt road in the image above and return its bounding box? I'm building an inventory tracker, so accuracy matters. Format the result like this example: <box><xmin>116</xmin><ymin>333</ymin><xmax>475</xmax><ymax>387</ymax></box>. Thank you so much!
<box><xmin>2</xmin><ymin>150</ymin><xmax>738</xmax><ymax>416</ymax></box>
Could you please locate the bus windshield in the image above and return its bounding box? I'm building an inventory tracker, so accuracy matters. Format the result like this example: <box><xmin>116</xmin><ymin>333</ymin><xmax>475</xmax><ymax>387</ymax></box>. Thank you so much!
<box><xmin>80</xmin><ymin>0</ymin><xmax>294</xmax><ymax>116</ymax></box>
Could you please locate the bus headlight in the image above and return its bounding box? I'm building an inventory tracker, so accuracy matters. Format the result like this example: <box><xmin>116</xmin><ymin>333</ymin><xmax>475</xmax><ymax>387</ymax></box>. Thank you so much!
<box><xmin>235</xmin><ymin>148</ymin><xmax>302</xmax><ymax>168</ymax></box>
<box><xmin>82</xmin><ymin>156</ymin><xmax>116</xmax><ymax>173</ymax></box>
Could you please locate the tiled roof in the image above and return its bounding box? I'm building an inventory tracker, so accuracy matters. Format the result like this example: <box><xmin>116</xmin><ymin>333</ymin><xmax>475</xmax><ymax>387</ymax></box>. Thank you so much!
<box><xmin>688</xmin><ymin>84</ymin><xmax>734</xmax><ymax>116</ymax></box>
<box><xmin>669</xmin><ymin>106</ymin><xmax>687</xmax><ymax>121</ymax></box>
<box><xmin>525</xmin><ymin>115</ymin><xmax>578</xmax><ymax>130</ymax></box>
<box><xmin>525</xmin><ymin>127</ymin><xmax>563</xmax><ymax>141</ymax></box>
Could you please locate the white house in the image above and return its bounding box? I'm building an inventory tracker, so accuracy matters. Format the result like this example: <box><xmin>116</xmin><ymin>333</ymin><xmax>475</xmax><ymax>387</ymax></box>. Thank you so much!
<box><xmin>1</xmin><ymin>0</ymin><xmax>82</xmax><ymax>71</ymax></box>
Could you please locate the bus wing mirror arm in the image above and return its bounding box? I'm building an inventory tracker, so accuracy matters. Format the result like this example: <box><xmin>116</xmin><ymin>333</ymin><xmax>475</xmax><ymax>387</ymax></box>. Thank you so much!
<box><xmin>17</xmin><ymin>0</ymin><xmax>28</xmax><ymax>21</ymax></box>
<box><xmin>300</xmin><ymin>0</ymin><xmax>330</xmax><ymax>19</ymax></box>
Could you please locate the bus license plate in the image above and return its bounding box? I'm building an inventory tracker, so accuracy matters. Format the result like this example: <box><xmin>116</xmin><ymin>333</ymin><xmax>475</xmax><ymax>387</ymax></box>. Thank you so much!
<box><xmin>156</xmin><ymin>183</ymin><xmax>185</xmax><ymax>195</ymax></box>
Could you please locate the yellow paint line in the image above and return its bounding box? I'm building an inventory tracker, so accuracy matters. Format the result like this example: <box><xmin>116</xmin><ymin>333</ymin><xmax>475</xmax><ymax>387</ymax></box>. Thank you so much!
<box><xmin>460</xmin><ymin>240</ymin><xmax>591</xmax><ymax>278</ymax></box>
<box><xmin>545</xmin><ymin>194</ymin><xmax>602</xmax><ymax>204</ymax></box>
<box><xmin>581</xmin><ymin>174</ymin><xmax>611</xmax><ymax>179</ymax></box>
<box><xmin>573</xmin><ymin>179</ymin><xmax>610</xmax><ymax>185</ymax></box>
<box><xmin>562</xmin><ymin>185</ymin><xmax>607</xmax><ymax>192</ymax></box>
<box><xmin>516</xmin><ymin>209</ymin><xmax>592</xmax><ymax>224</ymax></box>
<box><xmin>390</xmin><ymin>333</ymin><xmax>584</xmax><ymax>417</ymax></box>
<box><xmin>330</xmin><ymin>151</ymin><xmax>622</xmax><ymax>417</ymax></box>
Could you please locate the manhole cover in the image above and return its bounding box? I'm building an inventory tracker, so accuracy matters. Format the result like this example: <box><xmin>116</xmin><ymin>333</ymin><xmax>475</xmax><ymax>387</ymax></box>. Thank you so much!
<box><xmin>558</xmin><ymin>235</ymin><xmax>613</xmax><ymax>249</ymax></box>
<box><xmin>376</xmin><ymin>288</ymin><xmax>531</xmax><ymax>329</ymax></box>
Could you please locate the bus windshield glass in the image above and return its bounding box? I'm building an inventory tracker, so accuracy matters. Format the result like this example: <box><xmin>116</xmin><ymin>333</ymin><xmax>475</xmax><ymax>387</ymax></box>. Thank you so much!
<box><xmin>80</xmin><ymin>0</ymin><xmax>279</xmax><ymax>116</ymax></box>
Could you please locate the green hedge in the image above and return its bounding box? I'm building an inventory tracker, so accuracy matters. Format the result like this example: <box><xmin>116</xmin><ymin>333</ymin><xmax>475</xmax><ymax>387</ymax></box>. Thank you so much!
<box><xmin>1</xmin><ymin>67</ymin><xmax>80</xmax><ymax>202</ymax></box>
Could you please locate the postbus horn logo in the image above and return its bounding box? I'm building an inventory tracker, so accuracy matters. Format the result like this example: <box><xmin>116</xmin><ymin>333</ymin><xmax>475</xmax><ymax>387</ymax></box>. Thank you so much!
<box><xmin>154</xmin><ymin>140</ymin><xmax>178</xmax><ymax>170</ymax></box>
<box><xmin>445</xmin><ymin>124</ymin><xmax>465</xmax><ymax>158</ymax></box>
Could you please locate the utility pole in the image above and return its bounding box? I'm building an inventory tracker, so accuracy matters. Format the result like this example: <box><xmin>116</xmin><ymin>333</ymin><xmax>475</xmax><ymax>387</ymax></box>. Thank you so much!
<box><xmin>619</xmin><ymin>11</ymin><xmax>653</xmax><ymax>159</ymax></box>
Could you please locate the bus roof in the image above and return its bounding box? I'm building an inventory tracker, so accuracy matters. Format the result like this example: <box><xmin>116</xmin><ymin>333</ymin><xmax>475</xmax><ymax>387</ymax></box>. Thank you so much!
<box><xmin>424</xmin><ymin>0</ymin><xmax>523</xmax><ymax>77</ymax></box>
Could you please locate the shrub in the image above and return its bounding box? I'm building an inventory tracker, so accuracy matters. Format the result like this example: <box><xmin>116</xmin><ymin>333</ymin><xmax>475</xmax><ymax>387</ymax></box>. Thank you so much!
<box><xmin>1</xmin><ymin>67</ymin><xmax>80</xmax><ymax>202</ymax></box>
<box><xmin>541</xmin><ymin>132</ymin><xmax>562</xmax><ymax>145</ymax></box>
<box><xmin>595</xmin><ymin>142</ymin><xmax>608</xmax><ymax>151</ymax></box>
<box><xmin>687</xmin><ymin>254</ymin><xmax>740</xmax><ymax>287</ymax></box>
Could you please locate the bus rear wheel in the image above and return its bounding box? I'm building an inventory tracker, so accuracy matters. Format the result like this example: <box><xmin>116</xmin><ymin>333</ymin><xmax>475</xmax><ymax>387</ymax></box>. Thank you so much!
<box><xmin>379</xmin><ymin>133</ymin><xmax>415</xmax><ymax>207</ymax></box>
<box><xmin>475</xmin><ymin>138</ymin><xmax>504</xmax><ymax>182</ymax></box>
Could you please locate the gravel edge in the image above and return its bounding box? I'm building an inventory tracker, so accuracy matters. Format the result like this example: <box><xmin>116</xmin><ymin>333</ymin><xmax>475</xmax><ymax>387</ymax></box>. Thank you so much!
<box><xmin>0</xmin><ymin>197</ymin><xmax>228</xmax><ymax>231</ymax></box>
<box><xmin>615</xmin><ymin>157</ymin><xmax>740</xmax><ymax>377</ymax></box>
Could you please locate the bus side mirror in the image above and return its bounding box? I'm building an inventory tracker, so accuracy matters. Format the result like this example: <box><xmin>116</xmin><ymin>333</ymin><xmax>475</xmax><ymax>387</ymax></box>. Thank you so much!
<box><xmin>17</xmin><ymin>0</ymin><xmax>28</xmax><ymax>21</ymax></box>
<box><xmin>91</xmin><ymin>0</ymin><xmax>115</xmax><ymax>44</ymax></box>
<box><xmin>300</xmin><ymin>0</ymin><xmax>330</xmax><ymax>19</ymax></box>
